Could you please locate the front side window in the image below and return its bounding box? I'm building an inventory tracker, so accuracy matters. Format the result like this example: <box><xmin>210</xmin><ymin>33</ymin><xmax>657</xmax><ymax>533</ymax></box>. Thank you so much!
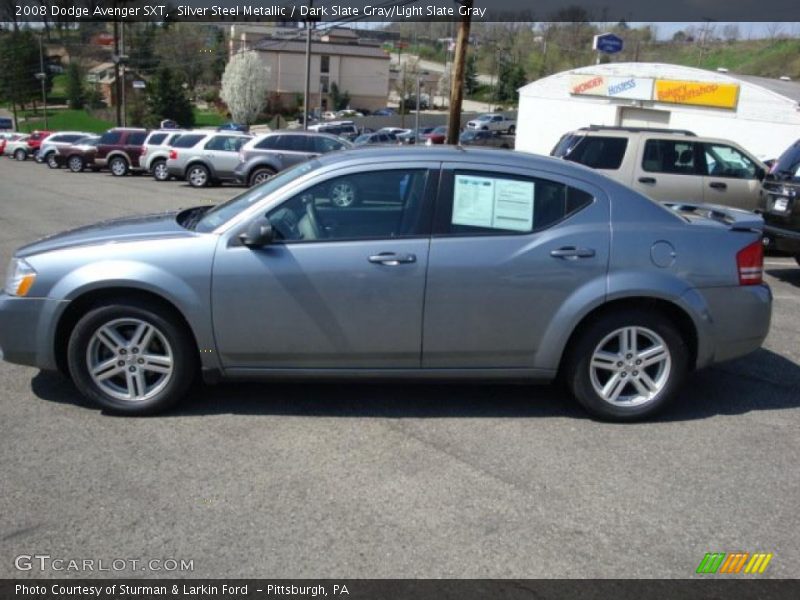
<box><xmin>439</xmin><ymin>171</ymin><xmax>594</xmax><ymax>236</ymax></box>
<box><xmin>564</xmin><ymin>136</ymin><xmax>627</xmax><ymax>170</ymax></box>
<box><xmin>703</xmin><ymin>143</ymin><xmax>758</xmax><ymax>179</ymax></box>
<box><xmin>313</xmin><ymin>136</ymin><xmax>346</xmax><ymax>153</ymax></box>
<box><xmin>266</xmin><ymin>169</ymin><xmax>430</xmax><ymax>243</ymax></box>
<box><xmin>642</xmin><ymin>139</ymin><xmax>699</xmax><ymax>174</ymax></box>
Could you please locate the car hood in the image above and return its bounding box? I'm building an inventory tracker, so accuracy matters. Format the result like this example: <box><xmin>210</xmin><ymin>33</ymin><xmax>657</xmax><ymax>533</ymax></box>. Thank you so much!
<box><xmin>16</xmin><ymin>210</ymin><xmax>198</xmax><ymax>258</ymax></box>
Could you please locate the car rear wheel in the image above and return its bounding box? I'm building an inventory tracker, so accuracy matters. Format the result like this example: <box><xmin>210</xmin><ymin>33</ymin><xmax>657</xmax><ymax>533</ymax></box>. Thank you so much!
<box><xmin>508</xmin><ymin>125</ymin><xmax>516</xmax><ymax>134</ymax></box>
<box><xmin>109</xmin><ymin>156</ymin><xmax>129</xmax><ymax>176</ymax></box>
<box><xmin>14</xmin><ymin>149</ymin><xmax>26</xmax><ymax>161</ymax></box>
<box><xmin>152</xmin><ymin>159</ymin><xmax>169</xmax><ymax>182</ymax></box>
<box><xmin>249</xmin><ymin>166</ymin><xmax>276</xmax><ymax>187</ymax></box>
<box><xmin>187</xmin><ymin>164</ymin><xmax>210</xmax><ymax>187</ymax></box>
<box><xmin>67</xmin><ymin>300</ymin><xmax>197</xmax><ymax>415</ymax></box>
<box><xmin>565</xmin><ymin>309</ymin><xmax>688</xmax><ymax>421</ymax></box>
<box><xmin>68</xmin><ymin>156</ymin><xmax>84</xmax><ymax>172</ymax></box>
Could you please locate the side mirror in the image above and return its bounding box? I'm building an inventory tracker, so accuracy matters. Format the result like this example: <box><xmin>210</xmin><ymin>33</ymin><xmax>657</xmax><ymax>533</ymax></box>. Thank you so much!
<box><xmin>239</xmin><ymin>216</ymin><xmax>273</xmax><ymax>248</ymax></box>
<box><xmin>756</xmin><ymin>167</ymin><xmax>767</xmax><ymax>181</ymax></box>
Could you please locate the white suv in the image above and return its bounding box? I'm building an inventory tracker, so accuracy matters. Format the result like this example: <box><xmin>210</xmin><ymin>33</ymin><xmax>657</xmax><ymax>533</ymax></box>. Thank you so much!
<box><xmin>552</xmin><ymin>126</ymin><xmax>767</xmax><ymax>211</ymax></box>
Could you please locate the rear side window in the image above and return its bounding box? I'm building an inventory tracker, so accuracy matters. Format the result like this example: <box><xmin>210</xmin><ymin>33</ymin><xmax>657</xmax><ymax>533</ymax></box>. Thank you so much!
<box><xmin>280</xmin><ymin>135</ymin><xmax>313</xmax><ymax>152</ymax></box>
<box><xmin>172</xmin><ymin>134</ymin><xmax>206</xmax><ymax>148</ymax></box>
<box><xmin>439</xmin><ymin>171</ymin><xmax>594</xmax><ymax>235</ymax></box>
<box><xmin>148</xmin><ymin>133</ymin><xmax>168</xmax><ymax>145</ymax></box>
<box><xmin>127</xmin><ymin>132</ymin><xmax>147</xmax><ymax>145</ymax></box>
<box><xmin>563</xmin><ymin>136</ymin><xmax>627</xmax><ymax>170</ymax></box>
<box><xmin>642</xmin><ymin>139</ymin><xmax>699</xmax><ymax>174</ymax></box>
<box><xmin>206</xmin><ymin>135</ymin><xmax>248</xmax><ymax>152</ymax></box>
<box><xmin>98</xmin><ymin>131</ymin><xmax>122</xmax><ymax>145</ymax></box>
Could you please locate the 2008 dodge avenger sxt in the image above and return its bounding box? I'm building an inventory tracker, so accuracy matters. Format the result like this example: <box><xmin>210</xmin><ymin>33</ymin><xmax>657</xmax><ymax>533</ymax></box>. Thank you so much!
<box><xmin>0</xmin><ymin>147</ymin><xmax>772</xmax><ymax>420</ymax></box>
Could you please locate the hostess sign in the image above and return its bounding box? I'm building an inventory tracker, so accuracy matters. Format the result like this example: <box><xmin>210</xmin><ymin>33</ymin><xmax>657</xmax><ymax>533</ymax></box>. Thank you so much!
<box><xmin>569</xmin><ymin>75</ymin><xmax>654</xmax><ymax>101</ymax></box>
<box><xmin>569</xmin><ymin>74</ymin><xmax>739</xmax><ymax>109</ymax></box>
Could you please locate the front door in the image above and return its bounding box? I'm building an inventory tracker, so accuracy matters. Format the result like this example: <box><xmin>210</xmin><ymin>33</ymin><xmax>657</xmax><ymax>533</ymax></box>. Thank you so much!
<box><xmin>423</xmin><ymin>164</ymin><xmax>610</xmax><ymax>368</ymax></box>
<box><xmin>211</xmin><ymin>164</ymin><xmax>437</xmax><ymax>368</ymax></box>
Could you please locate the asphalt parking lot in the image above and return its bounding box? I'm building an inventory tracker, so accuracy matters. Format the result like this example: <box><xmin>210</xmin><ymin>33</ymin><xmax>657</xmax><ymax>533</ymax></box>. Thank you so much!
<box><xmin>0</xmin><ymin>158</ymin><xmax>798</xmax><ymax>579</ymax></box>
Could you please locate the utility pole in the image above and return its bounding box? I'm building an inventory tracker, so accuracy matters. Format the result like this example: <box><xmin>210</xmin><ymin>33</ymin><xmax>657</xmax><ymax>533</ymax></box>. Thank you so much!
<box><xmin>37</xmin><ymin>34</ymin><xmax>48</xmax><ymax>130</ymax></box>
<box><xmin>302</xmin><ymin>0</ymin><xmax>313</xmax><ymax>130</ymax></box>
<box><xmin>414</xmin><ymin>74</ymin><xmax>421</xmax><ymax>134</ymax></box>
<box><xmin>447</xmin><ymin>0</ymin><xmax>473</xmax><ymax>145</ymax></box>
<box><xmin>113</xmin><ymin>19</ymin><xmax>121</xmax><ymax>126</ymax></box>
<box><xmin>120</xmin><ymin>22</ymin><xmax>126</xmax><ymax>127</ymax></box>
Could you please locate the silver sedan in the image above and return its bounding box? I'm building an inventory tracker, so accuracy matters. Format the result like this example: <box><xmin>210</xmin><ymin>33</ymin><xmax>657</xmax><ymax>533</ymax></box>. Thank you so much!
<box><xmin>0</xmin><ymin>147</ymin><xmax>772</xmax><ymax>420</ymax></box>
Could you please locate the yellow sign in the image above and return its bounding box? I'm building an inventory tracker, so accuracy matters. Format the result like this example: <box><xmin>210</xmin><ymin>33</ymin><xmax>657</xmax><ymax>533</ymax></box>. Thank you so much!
<box><xmin>654</xmin><ymin>79</ymin><xmax>739</xmax><ymax>109</ymax></box>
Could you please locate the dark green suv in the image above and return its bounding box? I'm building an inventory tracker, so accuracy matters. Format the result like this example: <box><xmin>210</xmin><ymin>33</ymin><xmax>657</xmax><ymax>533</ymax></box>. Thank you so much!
<box><xmin>761</xmin><ymin>140</ymin><xmax>800</xmax><ymax>265</ymax></box>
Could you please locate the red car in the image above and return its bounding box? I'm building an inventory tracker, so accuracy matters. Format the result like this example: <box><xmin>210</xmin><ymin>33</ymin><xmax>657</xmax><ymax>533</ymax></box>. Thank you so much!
<box><xmin>26</xmin><ymin>130</ymin><xmax>52</xmax><ymax>157</ymax></box>
<box><xmin>424</xmin><ymin>125</ymin><xmax>448</xmax><ymax>145</ymax></box>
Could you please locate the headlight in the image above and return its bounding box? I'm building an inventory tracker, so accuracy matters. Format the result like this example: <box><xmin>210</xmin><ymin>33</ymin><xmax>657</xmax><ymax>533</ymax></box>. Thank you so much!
<box><xmin>4</xmin><ymin>258</ymin><xmax>37</xmax><ymax>297</ymax></box>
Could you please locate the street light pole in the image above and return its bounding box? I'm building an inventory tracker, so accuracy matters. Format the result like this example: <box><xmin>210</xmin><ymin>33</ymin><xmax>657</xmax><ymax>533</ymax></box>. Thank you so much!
<box><xmin>302</xmin><ymin>1</ymin><xmax>313</xmax><ymax>130</ymax></box>
<box><xmin>38</xmin><ymin>34</ymin><xmax>48</xmax><ymax>130</ymax></box>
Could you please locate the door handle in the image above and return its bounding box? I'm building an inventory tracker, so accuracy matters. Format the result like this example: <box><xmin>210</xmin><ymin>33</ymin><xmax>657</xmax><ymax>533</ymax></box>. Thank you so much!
<box><xmin>550</xmin><ymin>247</ymin><xmax>596</xmax><ymax>259</ymax></box>
<box><xmin>368</xmin><ymin>252</ymin><xmax>416</xmax><ymax>266</ymax></box>
<box><xmin>638</xmin><ymin>177</ymin><xmax>657</xmax><ymax>184</ymax></box>
<box><xmin>709</xmin><ymin>182</ymin><xmax>728</xmax><ymax>190</ymax></box>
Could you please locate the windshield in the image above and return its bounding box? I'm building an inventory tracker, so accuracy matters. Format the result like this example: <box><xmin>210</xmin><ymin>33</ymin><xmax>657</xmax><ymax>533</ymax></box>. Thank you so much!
<box><xmin>194</xmin><ymin>160</ymin><xmax>321</xmax><ymax>233</ymax></box>
<box><xmin>354</xmin><ymin>134</ymin><xmax>371</xmax><ymax>144</ymax></box>
<box><xmin>771</xmin><ymin>141</ymin><xmax>800</xmax><ymax>179</ymax></box>
<box><xmin>477</xmin><ymin>115</ymin><xmax>492</xmax><ymax>121</ymax></box>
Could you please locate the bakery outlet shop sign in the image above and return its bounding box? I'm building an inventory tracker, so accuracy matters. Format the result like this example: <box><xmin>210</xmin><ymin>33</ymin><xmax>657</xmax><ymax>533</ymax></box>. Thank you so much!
<box><xmin>569</xmin><ymin>74</ymin><xmax>740</xmax><ymax>109</ymax></box>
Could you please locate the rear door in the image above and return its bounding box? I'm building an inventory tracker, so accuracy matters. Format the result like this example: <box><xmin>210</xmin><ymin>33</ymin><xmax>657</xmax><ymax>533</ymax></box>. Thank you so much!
<box><xmin>701</xmin><ymin>142</ymin><xmax>762</xmax><ymax>211</ymax></box>
<box><xmin>422</xmin><ymin>163</ymin><xmax>610</xmax><ymax>368</ymax></box>
<box><xmin>124</xmin><ymin>131</ymin><xmax>147</xmax><ymax>167</ymax></box>
<box><xmin>633</xmin><ymin>138</ymin><xmax>704</xmax><ymax>203</ymax></box>
<box><xmin>204</xmin><ymin>135</ymin><xmax>248</xmax><ymax>177</ymax></box>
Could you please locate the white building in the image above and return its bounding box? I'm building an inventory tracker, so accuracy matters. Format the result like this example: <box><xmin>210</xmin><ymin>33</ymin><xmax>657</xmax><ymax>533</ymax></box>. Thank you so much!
<box><xmin>516</xmin><ymin>62</ymin><xmax>800</xmax><ymax>160</ymax></box>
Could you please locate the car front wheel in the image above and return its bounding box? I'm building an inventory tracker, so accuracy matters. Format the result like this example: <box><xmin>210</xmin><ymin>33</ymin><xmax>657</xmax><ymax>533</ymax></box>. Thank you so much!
<box><xmin>565</xmin><ymin>309</ymin><xmax>688</xmax><ymax>421</ymax></box>
<box><xmin>109</xmin><ymin>156</ymin><xmax>129</xmax><ymax>176</ymax></box>
<box><xmin>68</xmin><ymin>156</ymin><xmax>84</xmax><ymax>172</ymax></box>
<box><xmin>46</xmin><ymin>153</ymin><xmax>59</xmax><ymax>168</ymax></box>
<box><xmin>187</xmin><ymin>164</ymin><xmax>210</xmax><ymax>187</ymax></box>
<box><xmin>67</xmin><ymin>300</ymin><xmax>197</xmax><ymax>415</ymax></box>
<box><xmin>14</xmin><ymin>149</ymin><xmax>26</xmax><ymax>161</ymax></box>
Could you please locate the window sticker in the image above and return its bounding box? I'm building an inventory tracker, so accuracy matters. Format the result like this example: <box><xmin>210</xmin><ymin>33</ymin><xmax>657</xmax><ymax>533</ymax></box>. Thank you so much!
<box><xmin>452</xmin><ymin>175</ymin><xmax>535</xmax><ymax>232</ymax></box>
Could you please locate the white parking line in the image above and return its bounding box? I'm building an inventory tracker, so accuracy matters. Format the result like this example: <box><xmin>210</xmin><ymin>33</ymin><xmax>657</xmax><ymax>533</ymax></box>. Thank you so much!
<box><xmin>774</xmin><ymin>295</ymin><xmax>800</xmax><ymax>301</ymax></box>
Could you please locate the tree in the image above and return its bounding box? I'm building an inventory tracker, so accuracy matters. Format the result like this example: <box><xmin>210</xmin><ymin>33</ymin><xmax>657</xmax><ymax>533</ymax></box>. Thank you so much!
<box><xmin>0</xmin><ymin>30</ymin><xmax>42</xmax><ymax>111</ymax></box>
<box><xmin>147</xmin><ymin>67</ymin><xmax>194</xmax><ymax>128</ymax></box>
<box><xmin>464</xmin><ymin>54</ymin><xmax>479</xmax><ymax>96</ymax></box>
<box><xmin>65</xmin><ymin>62</ymin><xmax>85</xmax><ymax>109</ymax></box>
<box><xmin>220</xmin><ymin>51</ymin><xmax>270</xmax><ymax>126</ymax></box>
<box><xmin>495</xmin><ymin>59</ymin><xmax>526</xmax><ymax>104</ymax></box>
<box><xmin>329</xmin><ymin>82</ymin><xmax>350</xmax><ymax>111</ymax></box>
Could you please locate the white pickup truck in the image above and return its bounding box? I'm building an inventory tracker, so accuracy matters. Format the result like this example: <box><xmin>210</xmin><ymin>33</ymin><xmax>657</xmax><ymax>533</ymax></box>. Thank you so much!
<box><xmin>465</xmin><ymin>113</ymin><xmax>516</xmax><ymax>134</ymax></box>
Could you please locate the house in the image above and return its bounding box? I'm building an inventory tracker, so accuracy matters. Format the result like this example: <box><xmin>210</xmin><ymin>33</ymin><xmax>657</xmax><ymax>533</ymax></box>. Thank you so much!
<box><xmin>86</xmin><ymin>62</ymin><xmax>145</xmax><ymax>107</ymax></box>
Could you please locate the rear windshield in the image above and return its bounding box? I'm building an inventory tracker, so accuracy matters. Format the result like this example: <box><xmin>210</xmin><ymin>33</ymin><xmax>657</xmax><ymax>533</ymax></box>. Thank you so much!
<box><xmin>172</xmin><ymin>134</ymin><xmax>206</xmax><ymax>148</ymax></box>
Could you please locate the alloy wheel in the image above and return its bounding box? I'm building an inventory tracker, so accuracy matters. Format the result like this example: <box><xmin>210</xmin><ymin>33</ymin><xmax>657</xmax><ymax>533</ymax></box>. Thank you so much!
<box><xmin>188</xmin><ymin>166</ymin><xmax>208</xmax><ymax>187</ymax></box>
<box><xmin>588</xmin><ymin>326</ymin><xmax>671</xmax><ymax>407</ymax></box>
<box><xmin>86</xmin><ymin>318</ymin><xmax>174</xmax><ymax>402</ymax></box>
<box><xmin>153</xmin><ymin>161</ymin><xmax>169</xmax><ymax>181</ymax></box>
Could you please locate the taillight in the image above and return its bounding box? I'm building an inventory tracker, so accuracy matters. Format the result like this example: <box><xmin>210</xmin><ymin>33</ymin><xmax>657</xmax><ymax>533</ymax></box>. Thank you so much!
<box><xmin>736</xmin><ymin>240</ymin><xmax>763</xmax><ymax>286</ymax></box>
<box><xmin>169</xmin><ymin>150</ymin><xmax>177</xmax><ymax>160</ymax></box>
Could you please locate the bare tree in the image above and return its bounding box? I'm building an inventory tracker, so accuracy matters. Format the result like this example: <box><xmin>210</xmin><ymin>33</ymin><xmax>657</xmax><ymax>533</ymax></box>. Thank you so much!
<box><xmin>766</xmin><ymin>22</ymin><xmax>784</xmax><ymax>41</ymax></box>
<box><xmin>722</xmin><ymin>24</ymin><xmax>740</xmax><ymax>43</ymax></box>
<box><xmin>220</xmin><ymin>51</ymin><xmax>270</xmax><ymax>126</ymax></box>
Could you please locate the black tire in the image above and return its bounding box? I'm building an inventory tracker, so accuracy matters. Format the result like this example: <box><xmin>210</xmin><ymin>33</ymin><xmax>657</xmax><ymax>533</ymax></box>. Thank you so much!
<box><xmin>795</xmin><ymin>255</ymin><xmax>800</xmax><ymax>268</ymax></box>
<box><xmin>46</xmin><ymin>152</ymin><xmax>59</xmax><ymax>169</ymax></box>
<box><xmin>109</xmin><ymin>156</ymin><xmax>129</xmax><ymax>177</ymax></box>
<box><xmin>68</xmin><ymin>155</ymin><xmax>85</xmax><ymax>173</ymax></box>
<box><xmin>186</xmin><ymin>163</ymin><xmax>211</xmax><ymax>188</ymax></box>
<box><xmin>564</xmin><ymin>309</ymin><xmax>688</xmax><ymax>422</ymax></box>
<box><xmin>152</xmin><ymin>159</ymin><xmax>169</xmax><ymax>182</ymax></box>
<box><xmin>508</xmin><ymin>125</ymin><xmax>516</xmax><ymax>135</ymax></box>
<box><xmin>67</xmin><ymin>300</ymin><xmax>197</xmax><ymax>416</ymax></box>
<box><xmin>248</xmin><ymin>166</ymin><xmax>276</xmax><ymax>187</ymax></box>
<box><xmin>14</xmin><ymin>148</ymin><xmax>26</xmax><ymax>161</ymax></box>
